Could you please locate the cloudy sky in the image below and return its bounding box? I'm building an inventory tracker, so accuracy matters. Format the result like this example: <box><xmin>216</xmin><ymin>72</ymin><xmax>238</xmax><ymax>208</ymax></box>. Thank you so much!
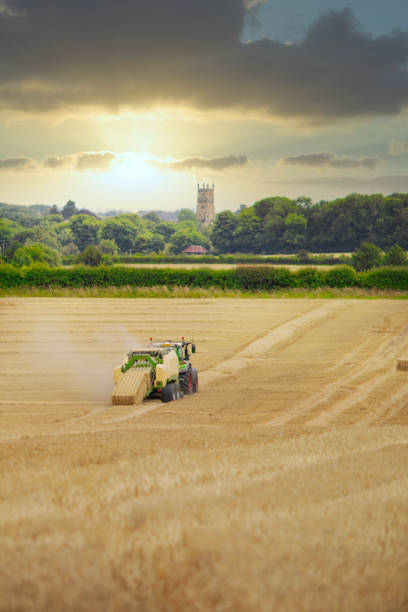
<box><xmin>1</xmin><ymin>0</ymin><xmax>408</xmax><ymax>212</ymax></box>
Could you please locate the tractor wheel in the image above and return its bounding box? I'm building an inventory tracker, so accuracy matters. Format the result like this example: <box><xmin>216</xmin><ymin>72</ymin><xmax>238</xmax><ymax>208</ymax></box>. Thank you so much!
<box><xmin>191</xmin><ymin>368</ymin><xmax>198</xmax><ymax>393</ymax></box>
<box><xmin>179</xmin><ymin>369</ymin><xmax>193</xmax><ymax>394</ymax></box>
<box><xmin>161</xmin><ymin>382</ymin><xmax>180</xmax><ymax>403</ymax></box>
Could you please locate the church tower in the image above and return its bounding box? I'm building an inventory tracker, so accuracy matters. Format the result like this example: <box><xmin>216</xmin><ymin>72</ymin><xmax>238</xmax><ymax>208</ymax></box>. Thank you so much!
<box><xmin>196</xmin><ymin>183</ymin><xmax>215</xmax><ymax>225</ymax></box>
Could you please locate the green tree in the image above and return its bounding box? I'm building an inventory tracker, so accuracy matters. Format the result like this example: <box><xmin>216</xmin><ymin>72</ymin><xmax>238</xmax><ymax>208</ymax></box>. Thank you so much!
<box><xmin>233</xmin><ymin>209</ymin><xmax>263</xmax><ymax>253</ymax></box>
<box><xmin>99</xmin><ymin>239</ymin><xmax>118</xmax><ymax>255</ymax></box>
<box><xmin>254</xmin><ymin>196</ymin><xmax>294</xmax><ymax>220</ymax></box>
<box><xmin>12</xmin><ymin>243</ymin><xmax>61</xmax><ymax>267</ymax></box>
<box><xmin>170</xmin><ymin>231</ymin><xmax>192</xmax><ymax>254</ymax></box>
<box><xmin>0</xmin><ymin>218</ymin><xmax>25</xmax><ymax>259</ymax></box>
<box><xmin>383</xmin><ymin>244</ymin><xmax>407</xmax><ymax>266</ymax></box>
<box><xmin>12</xmin><ymin>247</ymin><xmax>33</xmax><ymax>267</ymax></box>
<box><xmin>62</xmin><ymin>200</ymin><xmax>78</xmax><ymax>220</ymax></box>
<box><xmin>262</xmin><ymin>213</ymin><xmax>286</xmax><ymax>252</ymax></box>
<box><xmin>4</xmin><ymin>240</ymin><xmax>24</xmax><ymax>262</ymax></box>
<box><xmin>177</xmin><ymin>220</ymin><xmax>197</xmax><ymax>233</ymax></box>
<box><xmin>55</xmin><ymin>223</ymin><xmax>75</xmax><ymax>246</ymax></box>
<box><xmin>25</xmin><ymin>224</ymin><xmax>60</xmax><ymax>251</ymax></box>
<box><xmin>70</xmin><ymin>215</ymin><xmax>100</xmax><ymax>251</ymax></box>
<box><xmin>295</xmin><ymin>196</ymin><xmax>314</xmax><ymax>209</ymax></box>
<box><xmin>211</xmin><ymin>211</ymin><xmax>238</xmax><ymax>253</ymax></box>
<box><xmin>119</xmin><ymin>214</ymin><xmax>144</xmax><ymax>231</ymax></box>
<box><xmin>352</xmin><ymin>242</ymin><xmax>383</xmax><ymax>271</ymax></box>
<box><xmin>45</xmin><ymin>214</ymin><xmax>64</xmax><ymax>224</ymax></box>
<box><xmin>142</xmin><ymin>212</ymin><xmax>161</xmax><ymax>224</ymax></box>
<box><xmin>100</xmin><ymin>217</ymin><xmax>141</xmax><ymax>252</ymax></box>
<box><xmin>253</xmin><ymin>197</ymin><xmax>297</xmax><ymax>252</ymax></box>
<box><xmin>170</xmin><ymin>229</ymin><xmax>209</xmax><ymax>254</ymax></box>
<box><xmin>61</xmin><ymin>242</ymin><xmax>80</xmax><ymax>257</ymax></box>
<box><xmin>282</xmin><ymin>213</ymin><xmax>307</xmax><ymax>252</ymax></box>
<box><xmin>307</xmin><ymin>194</ymin><xmax>384</xmax><ymax>252</ymax></box>
<box><xmin>80</xmin><ymin>245</ymin><xmax>103</xmax><ymax>266</ymax></box>
<box><xmin>156</xmin><ymin>222</ymin><xmax>176</xmax><ymax>242</ymax></box>
<box><xmin>49</xmin><ymin>205</ymin><xmax>59</xmax><ymax>215</ymax></box>
<box><xmin>178</xmin><ymin>209</ymin><xmax>198</xmax><ymax>225</ymax></box>
<box><xmin>134</xmin><ymin>232</ymin><xmax>164</xmax><ymax>254</ymax></box>
<box><xmin>149</xmin><ymin>233</ymin><xmax>165</xmax><ymax>253</ymax></box>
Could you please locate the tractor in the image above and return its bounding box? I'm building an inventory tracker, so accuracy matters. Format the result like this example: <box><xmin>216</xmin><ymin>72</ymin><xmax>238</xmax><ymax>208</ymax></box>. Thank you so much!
<box><xmin>112</xmin><ymin>338</ymin><xmax>198</xmax><ymax>405</ymax></box>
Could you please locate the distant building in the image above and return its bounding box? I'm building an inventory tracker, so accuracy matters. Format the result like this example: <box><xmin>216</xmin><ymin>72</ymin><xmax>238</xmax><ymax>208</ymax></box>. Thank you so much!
<box><xmin>196</xmin><ymin>183</ymin><xmax>215</xmax><ymax>225</ymax></box>
<box><xmin>183</xmin><ymin>245</ymin><xmax>208</xmax><ymax>255</ymax></box>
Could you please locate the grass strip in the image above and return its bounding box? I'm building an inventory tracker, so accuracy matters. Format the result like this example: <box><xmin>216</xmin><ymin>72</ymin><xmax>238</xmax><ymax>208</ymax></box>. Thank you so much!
<box><xmin>1</xmin><ymin>286</ymin><xmax>408</xmax><ymax>299</ymax></box>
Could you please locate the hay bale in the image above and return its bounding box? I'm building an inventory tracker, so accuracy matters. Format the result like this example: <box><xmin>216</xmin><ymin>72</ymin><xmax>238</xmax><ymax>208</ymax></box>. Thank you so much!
<box><xmin>112</xmin><ymin>369</ymin><xmax>151</xmax><ymax>405</ymax></box>
<box><xmin>396</xmin><ymin>358</ymin><xmax>408</xmax><ymax>371</ymax></box>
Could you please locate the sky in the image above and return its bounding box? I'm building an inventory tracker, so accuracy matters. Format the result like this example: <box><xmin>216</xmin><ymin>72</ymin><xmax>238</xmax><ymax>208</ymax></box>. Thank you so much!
<box><xmin>1</xmin><ymin>0</ymin><xmax>408</xmax><ymax>213</ymax></box>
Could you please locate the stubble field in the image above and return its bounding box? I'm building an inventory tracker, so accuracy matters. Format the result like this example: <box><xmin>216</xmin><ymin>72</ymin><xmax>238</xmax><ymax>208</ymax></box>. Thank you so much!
<box><xmin>1</xmin><ymin>297</ymin><xmax>408</xmax><ymax>611</ymax></box>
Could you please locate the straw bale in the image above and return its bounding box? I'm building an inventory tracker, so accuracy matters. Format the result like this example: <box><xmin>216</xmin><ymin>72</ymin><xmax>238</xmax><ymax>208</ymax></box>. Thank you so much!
<box><xmin>112</xmin><ymin>369</ymin><xmax>151</xmax><ymax>405</ymax></box>
<box><xmin>396</xmin><ymin>358</ymin><xmax>408</xmax><ymax>371</ymax></box>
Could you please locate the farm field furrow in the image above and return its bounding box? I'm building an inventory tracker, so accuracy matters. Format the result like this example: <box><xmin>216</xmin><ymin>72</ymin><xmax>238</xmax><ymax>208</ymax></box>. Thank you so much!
<box><xmin>0</xmin><ymin>297</ymin><xmax>408</xmax><ymax>612</ymax></box>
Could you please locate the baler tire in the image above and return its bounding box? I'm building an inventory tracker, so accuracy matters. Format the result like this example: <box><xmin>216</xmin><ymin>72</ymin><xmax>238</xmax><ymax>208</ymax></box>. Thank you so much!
<box><xmin>161</xmin><ymin>382</ymin><xmax>180</xmax><ymax>403</ymax></box>
<box><xmin>161</xmin><ymin>383</ymin><xmax>174</xmax><ymax>403</ymax></box>
<box><xmin>180</xmin><ymin>369</ymin><xmax>193</xmax><ymax>394</ymax></box>
<box><xmin>192</xmin><ymin>368</ymin><xmax>198</xmax><ymax>393</ymax></box>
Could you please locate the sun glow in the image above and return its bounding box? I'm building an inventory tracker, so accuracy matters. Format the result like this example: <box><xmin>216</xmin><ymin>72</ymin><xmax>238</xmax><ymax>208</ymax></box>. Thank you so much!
<box><xmin>99</xmin><ymin>153</ymin><xmax>165</xmax><ymax>192</ymax></box>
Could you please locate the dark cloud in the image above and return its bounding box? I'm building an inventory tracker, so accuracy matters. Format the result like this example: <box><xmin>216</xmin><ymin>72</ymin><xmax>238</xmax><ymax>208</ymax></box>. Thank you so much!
<box><xmin>0</xmin><ymin>157</ymin><xmax>34</xmax><ymax>170</ymax></box>
<box><xmin>0</xmin><ymin>3</ymin><xmax>408</xmax><ymax>121</ymax></box>
<box><xmin>152</xmin><ymin>155</ymin><xmax>247</xmax><ymax>172</ymax></box>
<box><xmin>42</xmin><ymin>156</ymin><xmax>73</xmax><ymax>169</ymax></box>
<box><xmin>75</xmin><ymin>152</ymin><xmax>116</xmax><ymax>171</ymax></box>
<box><xmin>0</xmin><ymin>151</ymin><xmax>117</xmax><ymax>171</ymax></box>
<box><xmin>282</xmin><ymin>153</ymin><xmax>380</xmax><ymax>169</ymax></box>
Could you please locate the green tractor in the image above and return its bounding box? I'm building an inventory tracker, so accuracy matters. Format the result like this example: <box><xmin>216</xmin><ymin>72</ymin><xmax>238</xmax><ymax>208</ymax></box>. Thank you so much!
<box><xmin>112</xmin><ymin>339</ymin><xmax>198</xmax><ymax>405</ymax></box>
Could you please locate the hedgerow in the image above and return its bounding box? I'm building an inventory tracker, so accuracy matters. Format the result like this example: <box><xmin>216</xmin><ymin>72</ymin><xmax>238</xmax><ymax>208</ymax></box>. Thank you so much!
<box><xmin>118</xmin><ymin>253</ymin><xmax>349</xmax><ymax>266</ymax></box>
<box><xmin>0</xmin><ymin>263</ymin><xmax>407</xmax><ymax>291</ymax></box>
<box><xmin>358</xmin><ymin>267</ymin><xmax>408</xmax><ymax>290</ymax></box>
<box><xmin>235</xmin><ymin>266</ymin><xmax>296</xmax><ymax>289</ymax></box>
<box><xmin>0</xmin><ymin>263</ymin><xmax>24</xmax><ymax>288</ymax></box>
<box><xmin>296</xmin><ymin>267</ymin><xmax>325</xmax><ymax>288</ymax></box>
<box><xmin>324</xmin><ymin>266</ymin><xmax>357</xmax><ymax>288</ymax></box>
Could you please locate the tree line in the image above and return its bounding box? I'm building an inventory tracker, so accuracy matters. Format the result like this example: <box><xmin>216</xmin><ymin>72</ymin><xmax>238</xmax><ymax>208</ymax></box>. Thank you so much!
<box><xmin>1</xmin><ymin>192</ymin><xmax>408</xmax><ymax>267</ymax></box>
<box><xmin>211</xmin><ymin>193</ymin><xmax>408</xmax><ymax>254</ymax></box>
<box><xmin>0</xmin><ymin>200</ymin><xmax>210</xmax><ymax>266</ymax></box>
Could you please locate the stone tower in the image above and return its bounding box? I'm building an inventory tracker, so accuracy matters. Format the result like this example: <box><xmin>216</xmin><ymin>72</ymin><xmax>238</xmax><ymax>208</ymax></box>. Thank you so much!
<box><xmin>196</xmin><ymin>183</ymin><xmax>215</xmax><ymax>225</ymax></box>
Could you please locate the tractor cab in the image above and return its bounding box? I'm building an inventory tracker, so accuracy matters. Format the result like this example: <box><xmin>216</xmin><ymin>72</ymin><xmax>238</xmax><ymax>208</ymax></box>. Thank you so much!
<box><xmin>152</xmin><ymin>339</ymin><xmax>196</xmax><ymax>364</ymax></box>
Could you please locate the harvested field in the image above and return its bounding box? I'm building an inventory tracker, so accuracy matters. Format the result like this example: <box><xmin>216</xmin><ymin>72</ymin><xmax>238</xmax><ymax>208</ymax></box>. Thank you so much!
<box><xmin>1</xmin><ymin>297</ymin><xmax>408</xmax><ymax>611</ymax></box>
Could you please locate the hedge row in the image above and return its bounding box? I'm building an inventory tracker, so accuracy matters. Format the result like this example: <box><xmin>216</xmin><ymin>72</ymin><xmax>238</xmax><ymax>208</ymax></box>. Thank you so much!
<box><xmin>119</xmin><ymin>254</ymin><xmax>349</xmax><ymax>266</ymax></box>
<box><xmin>1</xmin><ymin>263</ymin><xmax>408</xmax><ymax>291</ymax></box>
<box><xmin>0</xmin><ymin>264</ymin><xmax>238</xmax><ymax>289</ymax></box>
<box><xmin>358</xmin><ymin>267</ymin><xmax>408</xmax><ymax>290</ymax></box>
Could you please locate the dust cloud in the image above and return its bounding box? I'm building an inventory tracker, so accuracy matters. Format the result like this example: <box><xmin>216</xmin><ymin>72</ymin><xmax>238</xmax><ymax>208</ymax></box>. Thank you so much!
<box><xmin>24</xmin><ymin>320</ymin><xmax>144</xmax><ymax>403</ymax></box>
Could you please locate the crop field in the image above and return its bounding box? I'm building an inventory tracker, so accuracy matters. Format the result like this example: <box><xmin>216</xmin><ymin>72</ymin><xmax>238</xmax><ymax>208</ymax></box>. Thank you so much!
<box><xmin>1</xmin><ymin>297</ymin><xmax>408</xmax><ymax>611</ymax></box>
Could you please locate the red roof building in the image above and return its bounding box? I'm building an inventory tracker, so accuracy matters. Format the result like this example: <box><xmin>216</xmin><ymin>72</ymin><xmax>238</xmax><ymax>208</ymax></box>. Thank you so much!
<box><xmin>183</xmin><ymin>245</ymin><xmax>208</xmax><ymax>255</ymax></box>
